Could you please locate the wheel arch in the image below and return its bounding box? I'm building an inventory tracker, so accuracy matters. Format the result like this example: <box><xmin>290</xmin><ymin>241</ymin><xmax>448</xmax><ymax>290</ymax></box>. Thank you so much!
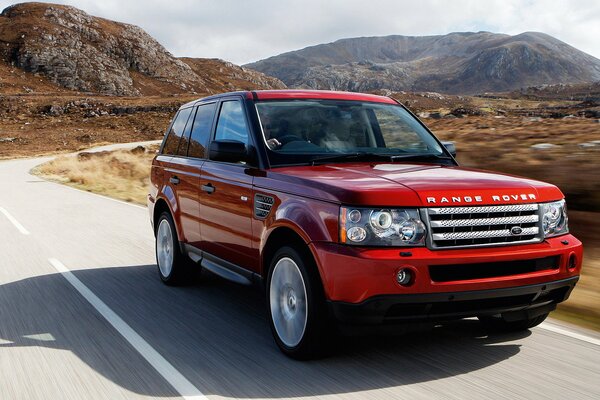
<box><xmin>261</xmin><ymin>224</ymin><xmax>326</xmax><ymax>291</ymax></box>
<box><xmin>153</xmin><ymin>196</ymin><xmax>184</xmax><ymax>242</ymax></box>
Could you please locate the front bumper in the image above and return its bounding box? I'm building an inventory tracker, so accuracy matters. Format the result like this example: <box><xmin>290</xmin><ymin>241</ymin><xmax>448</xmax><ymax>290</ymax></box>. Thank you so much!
<box><xmin>328</xmin><ymin>276</ymin><xmax>578</xmax><ymax>324</ymax></box>
<box><xmin>310</xmin><ymin>234</ymin><xmax>582</xmax><ymax>310</ymax></box>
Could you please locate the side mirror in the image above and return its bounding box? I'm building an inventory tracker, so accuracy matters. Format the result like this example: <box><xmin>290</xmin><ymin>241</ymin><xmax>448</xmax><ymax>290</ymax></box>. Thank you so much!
<box><xmin>209</xmin><ymin>140</ymin><xmax>248</xmax><ymax>163</ymax></box>
<box><xmin>441</xmin><ymin>141</ymin><xmax>456</xmax><ymax>157</ymax></box>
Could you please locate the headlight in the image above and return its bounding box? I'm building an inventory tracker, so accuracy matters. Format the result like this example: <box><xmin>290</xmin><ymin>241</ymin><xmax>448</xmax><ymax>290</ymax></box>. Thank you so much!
<box><xmin>540</xmin><ymin>200</ymin><xmax>568</xmax><ymax>238</ymax></box>
<box><xmin>340</xmin><ymin>207</ymin><xmax>426</xmax><ymax>246</ymax></box>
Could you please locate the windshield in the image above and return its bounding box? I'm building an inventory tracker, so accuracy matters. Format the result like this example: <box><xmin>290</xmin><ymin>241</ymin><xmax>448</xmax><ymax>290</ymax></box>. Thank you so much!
<box><xmin>255</xmin><ymin>99</ymin><xmax>447</xmax><ymax>166</ymax></box>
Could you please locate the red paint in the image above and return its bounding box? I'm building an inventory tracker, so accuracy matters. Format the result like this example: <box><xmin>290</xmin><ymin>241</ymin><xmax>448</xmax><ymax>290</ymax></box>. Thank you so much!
<box><xmin>311</xmin><ymin>235</ymin><xmax>582</xmax><ymax>303</ymax></box>
<box><xmin>267</xmin><ymin>163</ymin><xmax>563</xmax><ymax>206</ymax></box>
<box><xmin>253</xmin><ymin>89</ymin><xmax>397</xmax><ymax>104</ymax></box>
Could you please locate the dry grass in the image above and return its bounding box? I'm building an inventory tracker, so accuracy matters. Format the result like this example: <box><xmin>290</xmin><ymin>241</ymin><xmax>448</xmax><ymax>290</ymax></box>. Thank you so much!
<box><xmin>33</xmin><ymin>145</ymin><xmax>158</xmax><ymax>204</ymax></box>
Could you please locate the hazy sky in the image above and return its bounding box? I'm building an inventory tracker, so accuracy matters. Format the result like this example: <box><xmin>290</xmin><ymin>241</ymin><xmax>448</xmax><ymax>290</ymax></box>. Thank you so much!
<box><xmin>2</xmin><ymin>0</ymin><xmax>599</xmax><ymax>64</ymax></box>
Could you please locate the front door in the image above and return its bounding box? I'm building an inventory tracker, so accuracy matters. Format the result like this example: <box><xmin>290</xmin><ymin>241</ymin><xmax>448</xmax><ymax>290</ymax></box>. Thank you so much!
<box><xmin>199</xmin><ymin>99</ymin><xmax>257</xmax><ymax>271</ymax></box>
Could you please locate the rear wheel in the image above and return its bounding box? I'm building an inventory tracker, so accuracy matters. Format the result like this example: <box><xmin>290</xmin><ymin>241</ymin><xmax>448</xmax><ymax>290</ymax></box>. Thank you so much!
<box><xmin>267</xmin><ymin>245</ymin><xmax>330</xmax><ymax>359</ymax></box>
<box><xmin>478</xmin><ymin>312</ymin><xmax>549</xmax><ymax>332</ymax></box>
<box><xmin>155</xmin><ymin>211</ymin><xmax>197</xmax><ymax>285</ymax></box>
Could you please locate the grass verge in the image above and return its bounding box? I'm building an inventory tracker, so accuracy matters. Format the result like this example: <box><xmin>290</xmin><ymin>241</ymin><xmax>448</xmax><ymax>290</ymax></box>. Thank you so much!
<box><xmin>31</xmin><ymin>144</ymin><xmax>158</xmax><ymax>204</ymax></box>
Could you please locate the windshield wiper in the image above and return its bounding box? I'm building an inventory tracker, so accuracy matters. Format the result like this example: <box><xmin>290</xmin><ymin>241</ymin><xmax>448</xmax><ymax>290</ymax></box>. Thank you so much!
<box><xmin>310</xmin><ymin>152</ymin><xmax>453</xmax><ymax>165</ymax></box>
<box><xmin>389</xmin><ymin>153</ymin><xmax>454</xmax><ymax>162</ymax></box>
<box><xmin>310</xmin><ymin>152</ymin><xmax>394</xmax><ymax>165</ymax></box>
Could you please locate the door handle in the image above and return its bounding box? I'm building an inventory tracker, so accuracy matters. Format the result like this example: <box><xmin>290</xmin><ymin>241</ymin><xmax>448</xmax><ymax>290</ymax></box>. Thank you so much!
<box><xmin>201</xmin><ymin>183</ymin><xmax>215</xmax><ymax>194</ymax></box>
<box><xmin>169</xmin><ymin>176</ymin><xmax>180</xmax><ymax>185</ymax></box>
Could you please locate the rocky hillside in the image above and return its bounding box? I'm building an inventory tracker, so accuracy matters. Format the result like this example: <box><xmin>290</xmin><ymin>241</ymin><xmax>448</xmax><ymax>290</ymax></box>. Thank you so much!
<box><xmin>246</xmin><ymin>32</ymin><xmax>600</xmax><ymax>94</ymax></box>
<box><xmin>179</xmin><ymin>58</ymin><xmax>285</xmax><ymax>94</ymax></box>
<box><xmin>0</xmin><ymin>2</ymin><xmax>284</xmax><ymax>96</ymax></box>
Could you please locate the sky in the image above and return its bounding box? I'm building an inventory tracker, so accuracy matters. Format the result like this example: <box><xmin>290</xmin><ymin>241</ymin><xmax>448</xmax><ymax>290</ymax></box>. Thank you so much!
<box><xmin>1</xmin><ymin>0</ymin><xmax>599</xmax><ymax>65</ymax></box>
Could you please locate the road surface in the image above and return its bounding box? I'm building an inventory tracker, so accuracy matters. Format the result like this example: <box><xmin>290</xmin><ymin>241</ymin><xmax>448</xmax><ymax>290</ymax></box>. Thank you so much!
<box><xmin>1</xmin><ymin>143</ymin><xmax>599</xmax><ymax>399</ymax></box>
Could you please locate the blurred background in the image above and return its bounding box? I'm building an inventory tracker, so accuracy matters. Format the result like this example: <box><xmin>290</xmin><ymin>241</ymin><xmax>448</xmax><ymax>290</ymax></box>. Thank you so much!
<box><xmin>1</xmin><ymin>1</ymin><xmax>599</xmax><ymax>330</ymax></box>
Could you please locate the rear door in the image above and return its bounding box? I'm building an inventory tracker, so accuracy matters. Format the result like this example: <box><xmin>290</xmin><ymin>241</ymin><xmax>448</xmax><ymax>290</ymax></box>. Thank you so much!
<box><xmin>179</xmin><ymin>101</ymin><xmax>217</xmax><ymax>248</ymax></box>
<box><xmin>161</xmin><ymin>106</ymin><xmax>202</xmax><ymax>246</ymax></box>
<box><xmin>199</xmin><ymin>98</ymin><xmax>258</xmax><ymax>271</ymax></box>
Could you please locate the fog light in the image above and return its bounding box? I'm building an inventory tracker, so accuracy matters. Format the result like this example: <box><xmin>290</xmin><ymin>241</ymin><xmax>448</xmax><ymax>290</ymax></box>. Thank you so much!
<box><xmin>568</xmin><ymin>254</ymin><xmax>577</xmax><ymax>270</ymax></box>
<box><xmin>396</xmin><ymin>268</ymin><xmax>413</xmax><ymax>286</ymax></box>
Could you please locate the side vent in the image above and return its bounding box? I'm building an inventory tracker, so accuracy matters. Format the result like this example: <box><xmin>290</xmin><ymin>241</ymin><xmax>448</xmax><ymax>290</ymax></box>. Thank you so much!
<box><xmin>254</xmin><ymin>193</ymin><xmax>274</xmax><ymax>219</ymax></box>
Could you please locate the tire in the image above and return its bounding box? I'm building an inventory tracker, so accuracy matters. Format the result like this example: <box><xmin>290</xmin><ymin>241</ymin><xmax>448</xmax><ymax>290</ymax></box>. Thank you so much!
<box><xmin>478</xmin><ymin>312</ymin><xmax>549</xmax><ymax>332</ymax></box>
<box><xmin>155</xmin><ymin>211</ymin><xmax>198</xmax><ymax>286</ymax></box>
<box><xmin>266</xmin><ymin>245</ymin><xmax>330</xmax><ymax>359</ymax></box>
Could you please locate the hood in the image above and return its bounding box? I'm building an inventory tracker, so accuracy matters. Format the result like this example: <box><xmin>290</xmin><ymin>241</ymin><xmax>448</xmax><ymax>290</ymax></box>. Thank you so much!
<box><xmin>260</xmin><ymin>162</ymin><xmax>563</xmax><ymax>206</ymax></box>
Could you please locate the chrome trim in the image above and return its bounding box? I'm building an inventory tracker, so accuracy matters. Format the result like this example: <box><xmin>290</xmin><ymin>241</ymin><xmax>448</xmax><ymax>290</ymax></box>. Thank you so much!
<box><xmin>429</xmin><ymin>214</ymin><xmax>539</xmax><ymax>228</ymax></box>
<box><xmin>432</xmin><ymin>226</ymin><xmax>539</xmax><ymax>241</ymax></box>
<box><xmin>428</xmin><ymin>204</ymin><xmax>539</xmax><ymax>215</ymax></box>
<box><xmin>254</xmin><ymin>193</ymin><xmax>274</xmax><ymax>219</ymax></box>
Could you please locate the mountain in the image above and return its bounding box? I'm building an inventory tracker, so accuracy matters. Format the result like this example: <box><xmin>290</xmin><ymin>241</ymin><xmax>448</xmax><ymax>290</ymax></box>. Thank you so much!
<box><xmin>179</xmin><ymin>58</ymin><xmax>285</xmax><ymax>94</ymax></box>
<box><xmin>0</xmin><ymin>3</ymin><xmax>285</xmax><ymax>96</ymax></box>
<box><xmin>245</xmin><ymin>32</ymin><xmax>600</xmax><ymax>94</ymax></box>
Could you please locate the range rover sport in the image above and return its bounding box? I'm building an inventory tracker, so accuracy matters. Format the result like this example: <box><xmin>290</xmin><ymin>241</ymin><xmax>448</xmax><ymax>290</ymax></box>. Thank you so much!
<box><xmin>148</xmin><ymin>90</ymin><xmax>582</xmax><ymax>359</ymax></box>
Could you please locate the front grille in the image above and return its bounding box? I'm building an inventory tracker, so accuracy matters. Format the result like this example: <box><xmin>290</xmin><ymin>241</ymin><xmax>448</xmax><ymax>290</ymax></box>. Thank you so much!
<box><xmin>429</xmin><ymin>256</ymin><xmax>560</xmax><ymax>282</ymax></box>
<box><xmin>424</xmin><ymin>204</ymin><xmax>543</xmax><ymax>249</ymax></box>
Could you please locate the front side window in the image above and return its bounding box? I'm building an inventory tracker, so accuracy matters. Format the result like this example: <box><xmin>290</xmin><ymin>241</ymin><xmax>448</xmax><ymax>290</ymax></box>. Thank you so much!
<box><xmin>188</xmin><ymin>102</ymin><xmax>217</xmax><ymax>158</ymax></box>
<box><xmin>255</xmin><ymin>100</ymin><xmax>446</xmax><ymax>166</ymax></box>
<box><xmin>214</xmin><ymin>100</ymin><xmax>250</xmax><ymax>146</ymax></box>
<box><xmin>162</xmin><ymin>107</ymin><xmax>193</xmax><ymax>155</ymax></box>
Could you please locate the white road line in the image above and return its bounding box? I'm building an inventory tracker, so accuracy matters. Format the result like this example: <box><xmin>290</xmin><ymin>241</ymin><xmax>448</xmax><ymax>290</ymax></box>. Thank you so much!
<box><xmin>48</xmin><ymin>258</ymin><xmax>207</xmax><ymax>400</ymax></box>
<box><xmin>0</xmin><ymin>207</ymin><xmax>30</xmax><ymax>235</ymax></box>
<box><xmin>539</xmin><ymin>322</ymin><xmax>600</xmax><ymax>346</ymax></box>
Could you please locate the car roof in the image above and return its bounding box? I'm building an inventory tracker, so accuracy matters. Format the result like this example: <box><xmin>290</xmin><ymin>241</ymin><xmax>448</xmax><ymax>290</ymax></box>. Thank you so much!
<box><xmin>180</xmin><ymin>90</ymin><xmax>398</xmax><ymax>109</ymax></box>
<box><xmin>252</xmin><ymin>90</ymin><xmax>398</xmax><ymax>104</ymax></box>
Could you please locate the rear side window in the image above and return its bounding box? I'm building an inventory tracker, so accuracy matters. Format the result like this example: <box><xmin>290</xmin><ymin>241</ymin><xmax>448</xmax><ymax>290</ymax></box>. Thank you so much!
<box><xmin>188</xmin><ymin>103</ymin><xmax>217</xmax><ymax>158</ymax></box>
<box><xmin>214</xmin><ymin>100</ymin><xmax>250</xmax><ymax>145</ymax></box>
<box><xmin>162</xmin><ymin>107</ymin><xmax>193</xmax><ymax>155</ymax></box>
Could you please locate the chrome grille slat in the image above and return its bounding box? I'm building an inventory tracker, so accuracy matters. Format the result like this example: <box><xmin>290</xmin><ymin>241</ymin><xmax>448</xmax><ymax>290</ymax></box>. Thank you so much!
<box><xmin>433</xmin><ymin>227</ymin><xmax>539</xmax><ymax>241</ymax></box>
<box><xmin>429</xmin><ymin>215</ymin><xmax>539</xmax><ymax>228</ymax></box>
<box><xmin>428</xmin><ymin>204</ymin><xmax>538</xmax><ymax>215</ymax></box>
<box><xmin>425</xmin><ymin>204</ymin><xmax>543</xmax><ymax>249</ymax></box>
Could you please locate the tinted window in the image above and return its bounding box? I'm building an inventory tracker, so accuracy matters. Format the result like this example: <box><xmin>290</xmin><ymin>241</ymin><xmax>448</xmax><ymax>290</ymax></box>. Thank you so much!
<box><xmin>162</xmin><ymin>107</ymin><xmax>193</xmax><ymax>155</ymax></box>
<box><xmin>214</xmin><ymin>101</ymin><xmax>249</xmax><ymax>145</ymax></box>
<box><xmin>188</xmin><ymin>103</ymin><xmax>217</xmax><ymax>158</ymax></box>
<box><xmin>176</xmin><ymin>108</ymin><xmax>196</xmax><ymax>156</ymax></box>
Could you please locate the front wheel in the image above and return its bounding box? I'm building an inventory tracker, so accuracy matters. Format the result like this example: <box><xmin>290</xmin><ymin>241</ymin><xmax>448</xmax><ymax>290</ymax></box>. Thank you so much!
<box><xmin>478</xmin><ymin>312</ymin><xmax>549</xmax><ymax>332</ymax></box>
<box><xmin>267</xmin><ymin>245</ymin><xmax>330</xmax><ymax>359</ymax></box>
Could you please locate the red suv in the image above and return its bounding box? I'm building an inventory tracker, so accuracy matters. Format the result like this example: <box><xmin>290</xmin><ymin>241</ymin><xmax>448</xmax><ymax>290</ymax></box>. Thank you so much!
<box><xmin>148</xmin><ymin>90</ymin><xmax>582</xmax><ymax>359</ymax></box>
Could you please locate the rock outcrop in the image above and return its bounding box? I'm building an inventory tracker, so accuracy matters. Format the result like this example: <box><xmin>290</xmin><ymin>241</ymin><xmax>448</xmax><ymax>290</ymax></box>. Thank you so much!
<box><xmin>0</xmin><ymin>2</ymin><xmax>284</xmax><ymax>95</ymax></box>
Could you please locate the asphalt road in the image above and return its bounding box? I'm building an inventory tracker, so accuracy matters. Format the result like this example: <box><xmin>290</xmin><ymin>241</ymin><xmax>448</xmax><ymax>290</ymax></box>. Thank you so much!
<box><xmin>1</xmin><ymin>143</ymin><xmax>599</xmax><ymax>399</ymax></box>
